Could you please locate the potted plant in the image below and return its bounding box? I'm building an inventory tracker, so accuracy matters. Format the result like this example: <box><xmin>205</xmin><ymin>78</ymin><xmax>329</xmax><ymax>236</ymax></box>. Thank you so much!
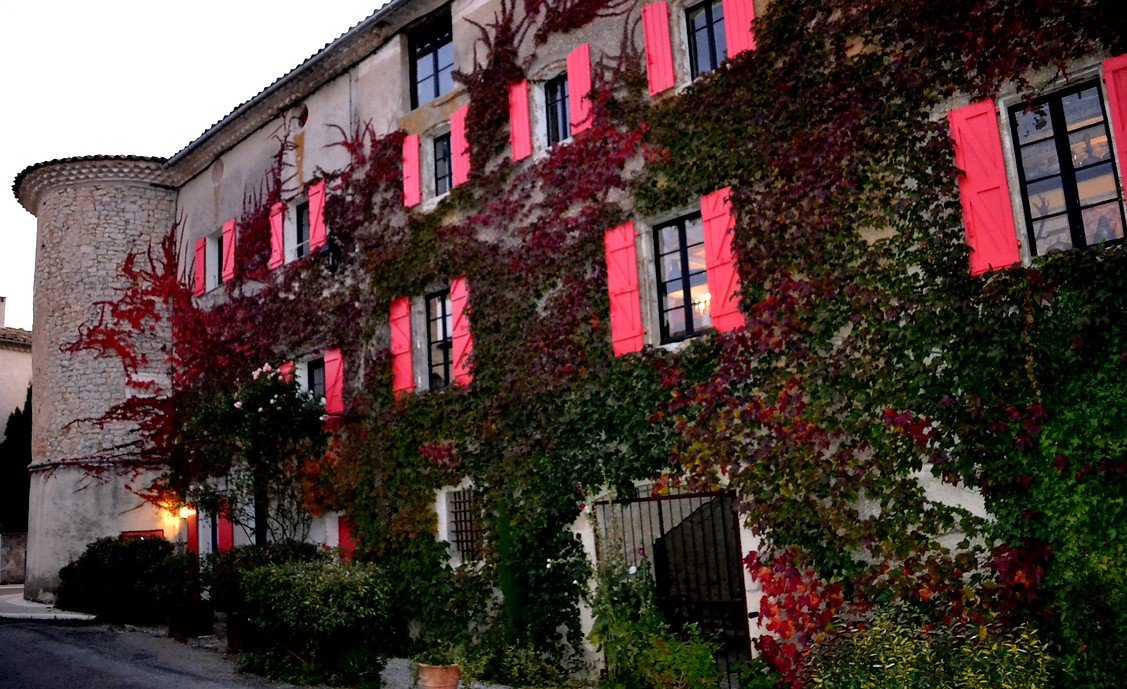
<box><xmin>413</xmin><ymin>644</ymin><xmax>461</xmax><ymax>689</ymax></box>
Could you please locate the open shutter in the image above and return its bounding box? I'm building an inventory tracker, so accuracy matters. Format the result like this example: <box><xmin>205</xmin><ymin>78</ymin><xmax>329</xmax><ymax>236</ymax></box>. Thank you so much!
<box><xmin>217</xmin><ymin>500</ymin><xmax>234</xmax><ymax>553</ymax></box>
<box><xmin>338</xmin><ymin>516</ymin><xmax>356</xmax><ymax>561</ymax></box>
<box><xmin>568</xmin><ymin>44</ymin><xmax>594</xmax><ymax>134</ymax></box>
<box><xmin>186</xmin><ymin>507</ymin><xmax>199</xmax><ymax>555</ymax></box>
<box><xmin>642</xmin><ymin>3</ymin><xmax>676</xmax><ymax>96</ymax></box>
<box><xmin>948</xmin><ymin>100</ymin><xmax>1021</xmax><ymax>275</ymax></box>
<box><xmin>403</xmin><ymin>134</ymin><xmax>422</xmax><ymax>207</ymax></box>
<box><xmin>308</xmin><ymin>180</ymin><xmax>328</xmax><ymax>252</ymax></box>
<box><xmin>1103</xmin><ymin>54</ymin><xmax>1127</xmax><ymax>182</ymax></box>
<box><xmin>701</xmin><ymin>187</ymin><xmax>746</xmax><ymax>333</ymax></box>
<box><xmin>509</xmin><ymin>81</ymin><xmax>533</xmax><ymax>161</ymax></box>
<box><xmin>450</xmin><ymin>276</ymin><xmax>474</xmax><ymax>386</ymax></box>
<box><xmin>390</xmin><ymin>296</ymin><xmax>415</xmax><ymax>398</ymax></box>
<box><xmin>722</xmin><ymin>0</ymin><xmax>757</xmax><ymax>56</ymax></box>
<box><xmin>451</xmin><ymin>104</ymin><xmax>471</xmax><ymax>187</ymax></box>
<box><xmin>221</xmin><ymin>219</ymin><xmax>237</xmax><ymax>283</ymax></box>
<box><xmin>193</xmin><ymin>238</ymin><xmax>206</xmax><ymax>296</ymax></box>
<box><xmin>269</xmin><ymin>202</ymin><xmax>286</xmax><ymax>269</ymax></box>
<box><xmin>604</xmin><ymin>222</ymin><xmax>645</xmax><ymax>355</ymax></box>
<box><xmin>324</xmin><ymin>348</ymin><xmax>344</xmax><ymax>416</ymax></box>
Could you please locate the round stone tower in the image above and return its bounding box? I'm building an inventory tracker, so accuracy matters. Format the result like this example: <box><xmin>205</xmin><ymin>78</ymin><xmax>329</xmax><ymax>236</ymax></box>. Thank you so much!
<box><xmin>14</xmin><ymin>156</ymin><xmax>179</xmax><ymax>601</ymax></box>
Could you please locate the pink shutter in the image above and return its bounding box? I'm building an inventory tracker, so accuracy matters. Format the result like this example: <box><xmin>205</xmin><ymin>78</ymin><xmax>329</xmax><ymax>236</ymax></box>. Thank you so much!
<box><xmin>948</xmin><ymin>100</ymin><xmax>1021</xmax><ymax>275</ymax></box>
<box><xmin>390</xmin><ymin>296</ymin><xmax>415</xmax><ymax>398</ymax></box>
<box><xmin>450</xmin><ymin>276</ymin><xmax>474</xmax><ymax>386</ymax></box>
<box><xmin>221</xmin><ymin>219</ymin><xmax>237</xmax><ymax>283</ymax></box>
<box><xmin>604</xmin><ymin>222</ymin><xmax>645</xmax><ymax>356</ymax></box>
<box><xmin>308</xmin><ymin>180</ymin><xmax>328</xmax><ymax>252</ymax></box>
<box><xmin>279</xmin><ymin>360</ymin><xmax>295</xmax><ymax>383</ymax></box>
<box><xmin>642</xmin><ymin>3</ymin><xmax>676</xmax><ymax>96</ymax></box>
<box><xmin>451</xmin><ymin>104</ymin><xmax>471</xmax><ymax>187</ymax></box>
<box><xmin>338</xmin><ymin>516</ymin><xmax>356</xmax><ymax>561</ymax></box>
<box><xmin>1103</xmin><ymin>54</ymin><xmax>1127</xmax><ymax>184</ymax></box>
<box><xmin>509</xmin><ymin>81</ymin><xmax>533</xmax><ymax>161</ymax></box>
<box><xmin>217</xmin><ymin>500</ymin><xmax>234</xmax><ymax>553</ymax></box>
<box><xmin>403</xmin><ymin>134</ymin><xmax>422</xmax><ymax>207</ymax></box>
<box><xmin>324</xmin><ymin>348</ymin><xmax>344</xmax><ymax>416</ymax></box>
<box><xmin>722</xmin><ymin>0</ymin><xmax>757</xmax><ymax>56</ymax></box>
<box><xmin>268</xmin><ymin>202</ymin><xmax>286</xmax><ymax>269</ymax></box>
<box><xmin>568</xmin><ymin>44</ymin><xmax>594</xmax><ymax>134</ymax></box>
<box><xmin>186</xmin><ymin>509</ymin><xmax>199</xmax><ymax>555</ymax></box>
<box><xmin>701</xmin><ymin>187</ymin><xmax>746</xmax><ymax>333</ymax></box>
<box><xmin>193</xmin><ymin>238</ymin><xmax>206</xmax><ymax>296</ymax></box>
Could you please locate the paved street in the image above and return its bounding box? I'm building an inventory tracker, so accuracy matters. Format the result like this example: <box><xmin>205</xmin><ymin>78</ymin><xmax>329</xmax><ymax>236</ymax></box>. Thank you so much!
<box><xmin>0</xmin><ymin>621</ymin><xmax>294</xmax><ymax>689</ymax></box>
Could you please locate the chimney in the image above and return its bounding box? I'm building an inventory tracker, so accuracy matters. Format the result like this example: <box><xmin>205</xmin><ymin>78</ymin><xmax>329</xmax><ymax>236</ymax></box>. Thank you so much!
<box><xmin>0</xmin><ymin>296</ymin><xmax>5</xmax><ymax>327</ymax></box>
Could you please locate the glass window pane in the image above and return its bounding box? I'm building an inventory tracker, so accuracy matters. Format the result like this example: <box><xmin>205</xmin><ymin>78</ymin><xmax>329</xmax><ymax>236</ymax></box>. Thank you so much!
<box><xmin>1031</xmin><ymin>213</ymin><xmax>1074</xmax><ymax>255</ymax></box>
<box><xmin>417</xmin><ymin>54</ymin><xmax>435</xmax><ymax>81</ymax></box>
<box><xmin>438</xmin><ymin>66</ymin><xmax>455</xmax><ymax>97</ymax></box>
<box><xmin>689</xmin><ymin>278</ymin><xmax>712</xmax><ymax>329</ymax></box>
<box><xmin>1082</xmin><ymin>202</ymin><xmax>1125</xmax><ymax>246</ymax></box>
<box><xmin>684</xmin><ymin>215</ymin><xmax>704</xmax><ymax>246</ymax></box>
<box><xmin>437</xmin><ymin>42</ymin><xmax>454</xmax><ymax>71</ymax></box>
<box><xmin>665</xmin><ymin>307</ymin><xmax>687</xmax><ymax>338</ymax></box>
<box><xmin>1015</xmin><ymin>105</ymin><xmax>1053</xmax><ymax>144</ymax></box>
<box><xmin>1019</xmin><ymin>139</ymin><xmax>1060</xmax><ymax>179</ymax></box>
<box><xmin>1026</xmin><ymin>177</ymin><xmax>1065</xmax><ymax>218</ymax></box>
<box><xmin>712</xmin><ymin>3</ymin><xmax>727</xmax><ymax>63</ymax></box>
<box><xmin>1062</xmin><ymin>87</ymin><xmax>1104</xmax><ymax>131</ymax></box>
<box><xmin>659</xmin><ymin>225</ymin><xmax>681</xmax><ymax>253</ymax></box>
<box><xmin>416</xmin><ymin>75</ymin><xmax>435</xmax><ymax>103</ymax></box>
<box><xmin>687</xmin><ymin>243</ymin><xmax>707</xmax><ymax>272</ymax></box>
<box><xmin>1076</xmin><ymin>163</ymin><xmax>1118</xmax><ymax>206</ymax></box>
<box><xmin>1069</xmin><ymin>126</ymin><xmax>1112</xmax><ymax>168</ymax></box>
<box><xmin>661</xmin><ymin>252</ymin><xmax>683</xmax><ymax>281</ymax></box>
<box><xmin>664</xmin><ymin>282</ymin><xmax>685</xmax><ymax>310</ymax></box>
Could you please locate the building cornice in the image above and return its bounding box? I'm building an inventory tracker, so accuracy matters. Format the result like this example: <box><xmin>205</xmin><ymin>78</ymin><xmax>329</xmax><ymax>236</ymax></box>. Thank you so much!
<box><xmin>13</xmin><ymin>156</ymin><xmax>173</xmax><ymax>216</ymax></box>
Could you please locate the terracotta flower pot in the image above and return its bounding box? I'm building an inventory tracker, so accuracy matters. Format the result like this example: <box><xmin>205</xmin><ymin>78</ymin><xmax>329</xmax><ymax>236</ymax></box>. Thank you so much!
<box><xmin>417</xmin><ymin>662</ymin><xmax>461</xmax><ymax>689</ymax></box>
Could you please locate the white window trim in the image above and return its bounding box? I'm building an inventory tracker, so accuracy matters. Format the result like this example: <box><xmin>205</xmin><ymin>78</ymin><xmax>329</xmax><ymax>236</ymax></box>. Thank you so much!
<box><xmin>420</xmin><ymin>124</ymin><xmax>454</xmax><ymax>212</ymax></box>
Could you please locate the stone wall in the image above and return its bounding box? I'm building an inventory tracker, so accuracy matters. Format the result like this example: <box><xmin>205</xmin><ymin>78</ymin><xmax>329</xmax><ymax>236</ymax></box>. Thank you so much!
<box><xmin>0</xmin><ymin>533</ymin><xmax>26</xmax><ymax>584</ymax></box>
<box><xmin>16</xmin><ymin>158</ymin><xmax>178</xmax><ymax>600</ymax></box>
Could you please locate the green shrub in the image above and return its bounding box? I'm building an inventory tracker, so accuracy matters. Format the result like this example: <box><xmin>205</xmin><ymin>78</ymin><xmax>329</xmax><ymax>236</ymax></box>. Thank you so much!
<box><xmin>807</xmin><ymin>609</ymin><xmax>1052</xmax><ymax>689</ymax></box>
<box><xmin>202</xmin><ymin>540</ymin><xmax>325</xmax><ymax>613</ymax></box>
<box><xmin>240</xmin><ymin>561</ymin><xmax>391</xmax><ymax>686</ymax></box>
<box><xmin>56</xmin><ymin>536</ymin><xmax>202</xmax><ymax>626</ymax></box>
<box><xmin>589</xmin><ymin>559</ymin><xmax>723</xmax><ymax>689</ymax></box>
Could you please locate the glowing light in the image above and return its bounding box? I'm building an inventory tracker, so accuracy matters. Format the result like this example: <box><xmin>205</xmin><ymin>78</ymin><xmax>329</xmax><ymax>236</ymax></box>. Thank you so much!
<box><xmin>178</xmin><ymin>505</ymin><xmax>198</xmax><ymax>519</ymax></box>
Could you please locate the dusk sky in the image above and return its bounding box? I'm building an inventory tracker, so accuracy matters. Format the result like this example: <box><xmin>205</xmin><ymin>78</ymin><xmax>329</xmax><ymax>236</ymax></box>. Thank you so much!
<box><xmin>0</xmin><ymin>1</ymin><xmax>386</xmax><ymax>330</ymax></box>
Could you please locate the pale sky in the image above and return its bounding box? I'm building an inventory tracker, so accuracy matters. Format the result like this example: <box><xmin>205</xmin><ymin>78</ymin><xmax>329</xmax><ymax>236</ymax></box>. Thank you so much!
<box><xmin>0</xmin><ymin>1</ymin><xmax>387</xmax><ymax>330</ymax></box>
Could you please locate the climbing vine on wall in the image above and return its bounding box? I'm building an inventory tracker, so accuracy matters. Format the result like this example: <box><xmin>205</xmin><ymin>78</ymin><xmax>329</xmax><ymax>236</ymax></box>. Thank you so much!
<box><xmin>66</xmin><ymin>0</ymin><xmax>1127</xmax><ymax>686</ymax></box>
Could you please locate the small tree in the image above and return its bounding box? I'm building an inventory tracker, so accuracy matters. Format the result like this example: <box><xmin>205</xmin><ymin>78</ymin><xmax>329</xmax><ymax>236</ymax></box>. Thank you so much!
<box><xmin>180</xmin><ymin>366</ymin><xmax>326</xmax><ymax>545</ymax></box>
<box><xmin>0</xmin><ymin>385</ymin><xmax>32</xmax><ymax>533</ymax></box>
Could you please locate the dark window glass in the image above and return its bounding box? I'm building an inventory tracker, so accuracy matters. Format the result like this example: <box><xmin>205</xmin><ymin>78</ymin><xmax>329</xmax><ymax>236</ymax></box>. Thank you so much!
<box><xmin>687</xmin><ymin>0</ymin><xmax>727</xmax><ymax>78</ymax></box>
<box><xmin>295</xmin><ymin>201</ymin><xmax>310</xmax><ymax>258</ymax></box>
<box><xmin>214</xmin><ymin>234</ymin><xmax>224</xmax><ymax>286</ymax></box>
<box><xmin>410</xmin><ymin>13</ymin><xmax>455</xmax><ymax>109</ymax></box>
<box><xmin>307</xmin><ymin>359</ymin><xmax>326</xmax><ymax>400</ymax></box>
<box><xmin>654</xmin><ymin>214</ymin><xmax>711</xmax><ymax>342</ymax></box>
<box><xmin>425</xmin><ymin>288</ymin><xmax>454</xmax><ymax>391</ymax></box>
<box><xmin>434</xmin><ymin>133</ymin><xmax>453</xmax><ymax>196</ymax></box>
<box><xmin>545</xmin><ymin>73</ymin><xmax>571</xmax><ymax>146</ymax></box>
<box><xmin>448</xmin><ymin>488</ymin><xmax>482</xmax><ymax>561</ymax></box>
<box><xmin>1009</xmin><ymin>82</ymin><xmax>1126</xmax><ymax>255</ymax></box>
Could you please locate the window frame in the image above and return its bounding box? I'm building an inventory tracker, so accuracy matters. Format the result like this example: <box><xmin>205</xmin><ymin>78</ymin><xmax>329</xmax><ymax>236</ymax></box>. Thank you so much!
<box><xmin>446</xmin><ymin>487</ymin><xmax>483</xmax><ymax>562</ymax></box>
<box><xmin>433</xmin><ymin>132</ymin><xmax>453</xmax><ymax>197</ymax></box>
<box><xmin>544</xmin><ymin>72</ymin><xmax>571</xmax><ymax>147</ymax></box>
<box><xmin>409</xmin><ymin>11</ymin><xmax>455</xmax><ymax>110</ymax></box>
<box><xmin>653</xmin><ymin>212</ymin><xmax>712</xmax><ymax>344</ymax></box>
<box><xmin>206</xmin><ymin>231</ymin><xmax>224</xmax><ymax>291</ymax></box>
<box><xmin>685</xmin><ymin>0</ymin><xmax>727</xmax><ymax>79</ymax></box>
<box><xmin>1007</xmin><ymin>80</ymin><xmax>1127</xmax><ymax>256</ymax></box>
<box><xmin>293</xmin><ymin>199</ymin><xmax>311</xmax><ymax>260</ymax></box>
<box><xmin>424</xmin><ymin>288</ymin><xmax>454</xmax><ymax>391</ymax></box>
<box><xmin>306</xmin><ymin>358</ymin><xmax>326</xmax><ymax>401</ymax></box>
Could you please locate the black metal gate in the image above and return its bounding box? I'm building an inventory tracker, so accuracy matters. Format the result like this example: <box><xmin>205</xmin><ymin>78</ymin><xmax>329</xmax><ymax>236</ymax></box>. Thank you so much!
<box><xmin>594</xmin><ymin>489</ymin><xmax>751</xmax><ymax>689</ymax></box>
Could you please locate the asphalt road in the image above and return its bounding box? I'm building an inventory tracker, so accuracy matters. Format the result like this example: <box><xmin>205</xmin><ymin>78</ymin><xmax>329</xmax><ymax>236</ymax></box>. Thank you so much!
<box><xmin>0</xmin><ymin>622</ymin><xmax>293</xmax><ymax>689</ymax></box>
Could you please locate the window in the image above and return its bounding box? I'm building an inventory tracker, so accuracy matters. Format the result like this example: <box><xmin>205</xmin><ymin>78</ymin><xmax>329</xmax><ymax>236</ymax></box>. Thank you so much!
<box><xmin>425</xmin><ymin>289</ymin><xmax>454</xmax><ymax>390</ymax></box>
<box><xmin>545</xmin><ymin>73</ymin><xmax>571</xmax><ymax>146</ymax></box>
<box><xmin>295</xmin><ymin>200</ymin><xmax>310</xmax><ymax>259</ymax></box>
<box><xmin>434</xmin><ymin>133</ymin><xmax>453</xmax><ymax>197</ymax></box>
<box><xmin>410</xmin><ymin>12</ymin><xmax>455</xmax><ymax>109</ymax></box>
<box><xmin>1009</xmin><ymin>82</ymin><xmax>1126</xmax><ymax>255</ymax></box>
<box><xmin>687</xmin><ymin>0</ymin><xmax>727</xmax><ymax>78</ymax></box>
<box><xmin>447</xmin><ymin>488</ymin><xmax>482</xmax><ymax>561</ymax></box>
<box><xmin>654</xmin><ymin>214</ymin><xmax>711</xmax><ymax>342</ymax></box>
<box><xmin>206</xmin><ymin>232</ymin><xmax>224</xmax><ymax>290</ymax></box>
<box><xmin>307</xmin><ymin>358</ymin><xmax>326</xmax><ymax>400</ymax></box>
